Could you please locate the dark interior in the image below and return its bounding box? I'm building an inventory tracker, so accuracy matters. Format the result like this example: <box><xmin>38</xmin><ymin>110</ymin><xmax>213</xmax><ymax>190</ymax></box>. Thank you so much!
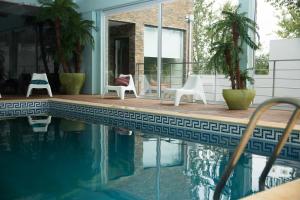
<box><xmin>0</xmin><ymin>1</ymin><xmax>59</xmax><ymax>95</ymax></box>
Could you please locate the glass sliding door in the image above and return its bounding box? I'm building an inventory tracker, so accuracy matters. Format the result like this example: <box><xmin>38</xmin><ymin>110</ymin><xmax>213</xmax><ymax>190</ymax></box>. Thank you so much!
<box><xmin>105</xmin><ymin>3</ymin><xmax>160</xmax><ymax>98</ymax></box>
<box><xmin>161</xmin><ymin>0</ymin><xmax>193</xmax><ymax>91</ymax></box>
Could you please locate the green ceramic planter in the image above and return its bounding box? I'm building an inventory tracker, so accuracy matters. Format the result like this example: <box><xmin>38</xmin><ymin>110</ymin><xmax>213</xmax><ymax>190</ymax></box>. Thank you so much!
<box><xmin>59</xmin><ymin>73</ymin><xmax>85</xmax><ymax>95</ymax></box>
<box><xmin>223</xmin><ymin>89</ymin><xmax>256</xmax><ymax>110</ymax></box>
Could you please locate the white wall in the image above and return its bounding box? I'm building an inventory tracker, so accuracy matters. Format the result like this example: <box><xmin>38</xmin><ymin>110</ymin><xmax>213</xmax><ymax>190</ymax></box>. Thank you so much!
<box><xmin>269</xmin><ymin>38</ymin><xmax>300</xmax><ymax>60</ymax></box>
<box><xmin>7</xmin><ymin>0</ymin><xmax>155</xmax><ymax>12</ymax></box>
<box><xmin>76</xmin><ymin>0</ymin><xmax>158</xmax><ymax>12</ymax></box>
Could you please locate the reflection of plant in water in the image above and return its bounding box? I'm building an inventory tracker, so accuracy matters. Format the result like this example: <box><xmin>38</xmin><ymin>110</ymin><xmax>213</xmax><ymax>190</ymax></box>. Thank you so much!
<box><xmin>186</xmin><ymin>144</ymin><xmax>231</xmax><ymax>200</ymax></box>
<box><xmin>0</xmin><ymin>118</ymin><xmax>97</xmax><ymax>198</ymax></box>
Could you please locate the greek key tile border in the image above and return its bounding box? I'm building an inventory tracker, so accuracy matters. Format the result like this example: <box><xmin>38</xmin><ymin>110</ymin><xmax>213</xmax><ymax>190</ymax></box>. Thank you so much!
<box><xmin>0</xmin><ymin>100</ymin><xmax>299</xmax><ymax>148</ymax></box>
<box><xmin>49</xmin><ymin>101</ymin><xmax>300</xmax><ymax>146</ymax></box>
<box><xmin>0</xmin><ymin>100</ymin><xmax>49</xmax><ymax>118</ymax></box>
<box><xmin>49</xmin><ymin>109</ymin><xmax>300</xmax><ymax>161</ymax></box>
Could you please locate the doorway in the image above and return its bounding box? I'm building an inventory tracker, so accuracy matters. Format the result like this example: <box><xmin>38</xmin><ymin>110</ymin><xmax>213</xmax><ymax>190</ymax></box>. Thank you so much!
<box><xmin>114</xmin><ymin>38</ymin><xmax>129</xmax><ymax>78</ymax></box>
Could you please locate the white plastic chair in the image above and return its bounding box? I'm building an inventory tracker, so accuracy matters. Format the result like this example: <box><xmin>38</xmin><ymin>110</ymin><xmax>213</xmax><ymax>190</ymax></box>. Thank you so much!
<box><xmin>26</xmin><ymin>73</ymin><xmax>53</xmax><ymax>97</ymax></box>
<box><xmin>106</xmin><ymin>74</ymin><xmax>138</xmax><ymax>100</ymax></box>
<box><xmin>28</xmin><ymin>116</ymin><xmax>52</xmax><ymax>132</ymax></box>
<box><xmin>161</xmin><ymin>75</ymin><xmax>207</xmax><ymax>106</ymax></box>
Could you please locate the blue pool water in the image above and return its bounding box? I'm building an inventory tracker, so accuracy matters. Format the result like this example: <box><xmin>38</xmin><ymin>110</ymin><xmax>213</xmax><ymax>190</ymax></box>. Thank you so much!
<box><xmin>0</xmin><ymin>116</ymin><xmax>299</xmax><ymax>200</ymax></box>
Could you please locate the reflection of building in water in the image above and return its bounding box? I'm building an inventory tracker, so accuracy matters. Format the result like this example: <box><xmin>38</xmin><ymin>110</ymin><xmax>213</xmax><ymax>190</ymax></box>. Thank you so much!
<box><xmin>186</xmin><ymin>144</ymin><xmax>253</xmax><ymax>199</ymax></box>
<box><xmin>99</xmin><ymin>128</ymin><xmax>191</xmax><ymax>200</ymax></box>
<box><xmin>230</xmin><ymin>153</ymin><xmax>252</xmax><ymax>199</ymax></box>
<box><xmin>186</xmin><ymin>144</ymin><xmax>231</xmax><ymax>199</ymax></box>
<box><xmin>265</xmin><ymin>160</ymin><xmax>298</xmax><ymax>189</ymax></box>
<box><xmin>0</xmin><ymin>118</ymin><xmax>299</xmax><ymax>200</ymax></box>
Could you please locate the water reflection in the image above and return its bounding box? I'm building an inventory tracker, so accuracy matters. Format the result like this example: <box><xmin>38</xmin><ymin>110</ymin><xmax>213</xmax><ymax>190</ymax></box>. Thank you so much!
<box><xmin>0</xmin><ymin>117</ymin><xmax>299</xmax><ymax>200</ymax></box>
<box><xmin>28</xmin><ymin>115</ymin><xmax>52</xmax><ymax>132</ymax></box>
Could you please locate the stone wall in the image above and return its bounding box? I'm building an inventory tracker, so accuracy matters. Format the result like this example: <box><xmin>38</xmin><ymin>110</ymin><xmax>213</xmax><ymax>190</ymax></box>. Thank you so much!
<box><xmin>108</xmin><ymin>0</ymin><xmax>193</xmax><ymax>78</ymax></box>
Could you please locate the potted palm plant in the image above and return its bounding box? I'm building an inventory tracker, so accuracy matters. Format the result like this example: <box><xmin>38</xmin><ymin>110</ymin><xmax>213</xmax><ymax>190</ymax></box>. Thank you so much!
<box><xmin>209</xmin><ymin>5</ymin><xmax>259</xmax><ymax>110</ymax></box>
<box><xmin>59</xmin><ymin>12</ymin><xmax>95</xmax><ymax>94</ymax></box>
<box><xmin>38</xmin><ymin>0</ymin><xmax>95</xmax><ymax>94</ymax></box>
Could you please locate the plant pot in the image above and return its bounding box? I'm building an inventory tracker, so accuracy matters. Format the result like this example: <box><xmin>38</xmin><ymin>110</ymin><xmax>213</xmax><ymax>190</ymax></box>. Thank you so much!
<box><xmin>59</xmin><ymin>73</ymin><xmax>85</xmax><ymax>95</ymax></box>
<box><xmin>223</xmin><ymin>89</ymin><xmax>256</xmax><ymax>110</ymax></box>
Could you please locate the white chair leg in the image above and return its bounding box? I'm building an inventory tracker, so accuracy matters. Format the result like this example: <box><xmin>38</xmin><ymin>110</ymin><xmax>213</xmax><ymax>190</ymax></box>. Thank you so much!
<box><xmin>120</xmin><ymin>88</ymin><xmax>125</xmax><ymax>100</ymax></box>
<box><xmin>200</xmin><ymin>92</ymin><xmax>207</xmax><ymax>104</ymax></box>
<box><xmin>132</xmin><ymin>88</ymin><xmax>138</xmax><ymax>98</ymax></box>
<box><xmin>47</xmin><ymin>86</ymin><xmax>53</xmax><ymax>97</ymax></box>
<box><xmin>174</xmin><ymin>92</ymin><xmax>183</xmax><ymax>106</ymax></box>
<box><xmin>116</xmin><ymin>89</ymin><xmax>120</xmax><ymax>97</ymax></box>
<box><xmin>26</xmin><ymin>86</ymin><xmax>32</xmax><ymax>97</ymax></box>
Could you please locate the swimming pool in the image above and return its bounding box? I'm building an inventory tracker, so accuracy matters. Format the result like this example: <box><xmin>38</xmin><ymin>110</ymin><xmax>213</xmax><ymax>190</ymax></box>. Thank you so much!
<box><xmin>0</xmin><ymin>116</ymin><xmax>299</xmax><ymax>200</ymax></box>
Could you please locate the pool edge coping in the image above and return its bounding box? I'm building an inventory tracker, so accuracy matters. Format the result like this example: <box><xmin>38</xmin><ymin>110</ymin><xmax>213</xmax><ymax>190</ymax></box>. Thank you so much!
<box><xmin>48</xmin><ymin>98</ymin><xmax>300</xmax><ymax>131</ymax></box>
<box><xmin>1</xmin><ymin>97</ymin><xmax>299</xmax><ymax>131</ymax></box>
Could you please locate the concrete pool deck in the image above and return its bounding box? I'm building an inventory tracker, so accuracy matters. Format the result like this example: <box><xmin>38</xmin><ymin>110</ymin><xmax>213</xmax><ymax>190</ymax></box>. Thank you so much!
<box><xmin>1</xmin><ymin>94</ymin><xmax>299</xmax><ymax>130</ymax></box>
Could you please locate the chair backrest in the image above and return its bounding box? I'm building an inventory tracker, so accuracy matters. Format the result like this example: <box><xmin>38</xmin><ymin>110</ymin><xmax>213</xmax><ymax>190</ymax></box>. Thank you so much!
<box><xmin>28</xmin><ymin>116</ymin><xmax>52</xmax><ymax>133</ymax></box>
<box><xmin>119</xmin><ymin>74</ymin><xmax>135</xmax><ymax>88</ymax></box>
<box><xmin>182</xmin><ymin>75</ymin><xmax>203</xmax><ymax>90</ymax></box>
<box><xmin>28</xmin><ymin>116</ymin><xmax>52</xmax><ymax>125</ymax></box>
<box><xmin>31</xmin><ymin>73</ymin><xmax>49</xmax><ymax>82</ymax></box>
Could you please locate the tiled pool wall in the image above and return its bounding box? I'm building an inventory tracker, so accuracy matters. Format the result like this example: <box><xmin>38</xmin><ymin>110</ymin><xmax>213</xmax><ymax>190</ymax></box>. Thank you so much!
<box><xmin>0</xmin><ymin>99</ymin><xmax>299</xmax><ymax>161</ymax></box>
<box><xmin>0</xmin><ymin>100</ymin><xmax>49</xmax><ymax>118</ymax></box>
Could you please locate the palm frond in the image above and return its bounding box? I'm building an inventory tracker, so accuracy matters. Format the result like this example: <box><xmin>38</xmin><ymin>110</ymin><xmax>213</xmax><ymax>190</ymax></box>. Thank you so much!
<box><xmin>208</xmin><ymin>2</ymin><xmax>260</xmax><ymax>89</ymax></box>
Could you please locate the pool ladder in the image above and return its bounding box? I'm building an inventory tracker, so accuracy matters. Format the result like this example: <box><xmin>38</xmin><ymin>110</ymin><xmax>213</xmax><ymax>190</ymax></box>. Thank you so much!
<box><xmin>213</xmin><ymin>98</ymin><xmax>300</xmax><ymax>200</ymax></box>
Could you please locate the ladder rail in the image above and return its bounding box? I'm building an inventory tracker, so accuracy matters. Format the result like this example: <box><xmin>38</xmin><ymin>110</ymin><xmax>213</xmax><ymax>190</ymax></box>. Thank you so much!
<box><xmin>213</xmin><ymin>98</ymin><xmax>300</xmax><ymax>200</ymax></box>
<box><xmin>259</xmin><ymin>108</ymin><xmax>300</xmax><ymax>190</ymax></box>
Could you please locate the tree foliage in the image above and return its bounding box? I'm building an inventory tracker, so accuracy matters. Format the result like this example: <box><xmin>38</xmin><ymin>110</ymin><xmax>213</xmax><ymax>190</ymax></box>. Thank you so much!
<box><xmin>255</xmin><ymin>54</ymin><xmax>269</xmax><ymax>75</ymax></box>
<box><xmin>267</xmin><ymin>0</ymin><xmax>300</xmax><ymax>38</ymax></box>
<box><xmin>38</xmin><ymin>0</ymin><xmax>95</xmax><ymax>73</ymax></box>
<box><xmin>277</xmin><ymin>6</ymin><xmax>300</xmax><ymax>38</ymax></box>
<box><xmin>266</xmin><ymin>0</ymin><xmax>300</xmax><ymax>9</ymax></box>
<box><xmin>208</xmin><ymin>4</ymin><xmax>259</xmax><ymax>89</ymax></box>
<box><xmin>192</xmin><ymin>0</ymin><xmax>216</xmax><ymax>74</ymax></box>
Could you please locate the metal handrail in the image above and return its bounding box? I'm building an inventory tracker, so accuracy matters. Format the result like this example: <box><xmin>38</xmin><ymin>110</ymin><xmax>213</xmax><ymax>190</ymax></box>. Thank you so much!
<box><xmin>213</xmin><ymin>97</ymin><xmax>300</xmax><ymax>200</ymax></box>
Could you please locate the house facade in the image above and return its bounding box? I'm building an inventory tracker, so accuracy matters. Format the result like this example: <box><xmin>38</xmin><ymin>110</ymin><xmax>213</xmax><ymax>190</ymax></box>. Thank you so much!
<box><xmin>107</xmin><ymin>0</ymin><xmax>193</xmax><ymax>94</ymax></box>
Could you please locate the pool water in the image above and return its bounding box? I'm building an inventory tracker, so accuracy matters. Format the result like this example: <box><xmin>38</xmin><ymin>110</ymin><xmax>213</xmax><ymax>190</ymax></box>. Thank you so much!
<box><xmin>0</xmin><ymin>117</ymin><xmax>299</xmax><ymax>200</ymax></box>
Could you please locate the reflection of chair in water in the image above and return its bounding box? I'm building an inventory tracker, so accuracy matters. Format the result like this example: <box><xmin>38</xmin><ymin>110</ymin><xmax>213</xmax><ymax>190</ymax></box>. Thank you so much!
<box><xmin>115</xmin><ymin>127</ymin><xmax>133</xmax><ymax>135</ymax></box>
<box><xmin>28</xmin><ymin>116</ymin><xmax>52</xmax><ymax>132</ymax></box>
<box><xmin>161</xmin><ymin>75</ymin><xmax>207</xmax><ymax>106</ymax></box>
